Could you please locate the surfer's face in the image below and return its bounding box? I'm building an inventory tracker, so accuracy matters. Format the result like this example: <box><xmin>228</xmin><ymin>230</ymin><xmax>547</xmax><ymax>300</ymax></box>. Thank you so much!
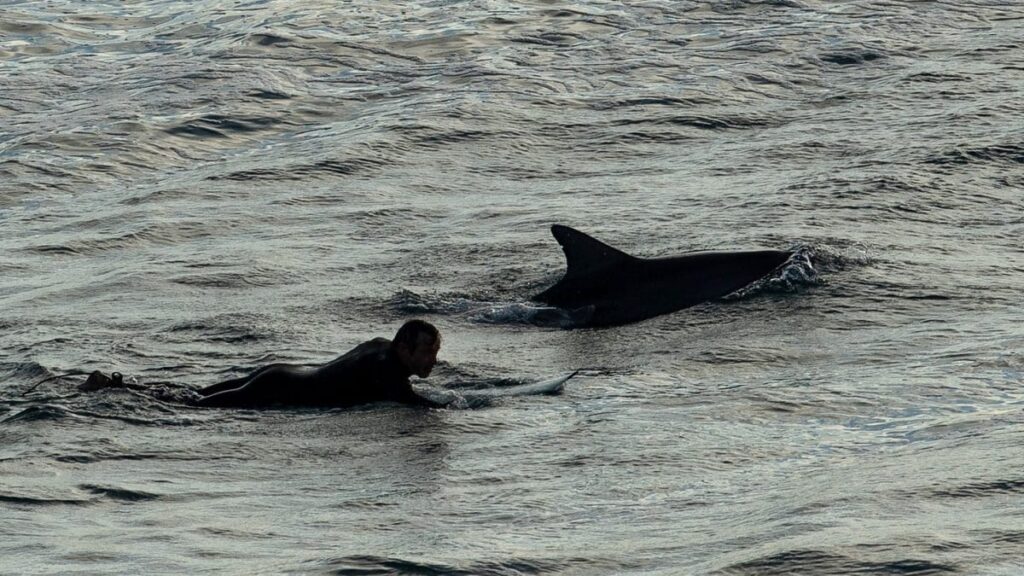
<box><xmin>403</xmin><ymin>334</ymin><xmax>440</xmax><ymax>378</ymax></box>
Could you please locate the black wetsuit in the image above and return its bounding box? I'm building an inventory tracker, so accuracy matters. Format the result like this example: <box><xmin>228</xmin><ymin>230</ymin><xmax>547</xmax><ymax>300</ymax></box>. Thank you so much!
<box><xmin>195</xmin><ymin>338</ymin><xmax>442</xmax><ymax>408</ymax></box>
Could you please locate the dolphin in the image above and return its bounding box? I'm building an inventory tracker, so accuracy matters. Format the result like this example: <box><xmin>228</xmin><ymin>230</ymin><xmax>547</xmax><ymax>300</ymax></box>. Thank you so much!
<box><xmin>532</xmin><ymin>225</ymin><xmax>793</xmax><ymax>327</ymax></box>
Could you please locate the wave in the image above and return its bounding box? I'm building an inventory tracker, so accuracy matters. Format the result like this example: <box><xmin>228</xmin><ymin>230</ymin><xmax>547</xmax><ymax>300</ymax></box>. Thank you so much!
<box><xmin>25</xmin><ymin>229</ymin><xmax>162</xmax><ymax>256</ymax></box>
<box><xmin>721</xmin><ymin>549</ymin><xmax>956</xmax><ymax>575</ymax></box>
<box><xmin>932</xmin><ymin>478</ymin><xmax>1024</xmax><ymax>499</ymax></box>
<box><xmin>167</xmin><ymin>320</ymin><xmax>267</xmax><ymax>343</ymax></box>
<box><xmin>0</xmin><ymin>493</ymin><xmax>91</xmax><ymax>506</ymax></box>
<box><xmin>0</xmin><ymin>360</ymin><xmax>55</xmax><ymax>383</ymax></box>
<box><xmin>468</xmin><ymin>302</ymin><xmax>588</xmax><ymax>327</ymax></box>
<box><xmin>56</xmin><ymin>452</ymin><xmax>159</xmax><ymax>464</ymax></box>
<box><xmin>78</xmin><ymin>484</ymin><xmax>161</xmax><ymax>502</ymax></box>
<box><xmin>319</xmin><ymin>554</ymin><xmax>633</xmax><ymax>576</ymax></box>
<box><xmin>409</xmin><ymin>127</ymin><xmax>523</xmax><ymax>148</ymax></box>
<box><xmin>388</xmin><ymin>289</ymin><xmax>583</xmax><ymax>328</ymax></box>
<box><xmin>727</xmin><ymin>245</ymin><xmax>819</xmax><ymax>299</ymax></box>
<box><xmin>2</xmin><ymin>387</ymin><xmax>203</xmax><ymax>427</ymax></box>
<box><xmin>817</xmin><ymin>49</ymin><xmax>886</xmax><ymax>66</ymax></box>
<box><xmin>636</xmin><ymin>113</ymin><xmax>778</xmax><ymax>130</ymax></box>
<box><xmin>1</xmin><ymin>404</ymin><xmax>79</xmax><ymax>424</ymax></box>
<box><xmin>165</xmin><ymin>113</ymin><xmax>286</xmax><ymax>139</ymax></box>
<box><xmin>925</xmin><ymin>142</ymin><xmax>1024</xmax><ymax>166</ymax></box>
<box><xmin>21</xmin><ymin>218</ymin><xmax>229</xmax><ymax>256</ymax></box>
<box><xmin>208</xmin><ymin>155</ymin><xmax>392</xmax><ymax>182</ymax></box>
<box><xmin>169</xmin><ymin>266</ymin><xmax>293</xmax><ymax>288</ymax></box>
<box><xmin>0</xmin><ymin>485</ymin><xmax>160</xmax><ymax>506</ymax></box>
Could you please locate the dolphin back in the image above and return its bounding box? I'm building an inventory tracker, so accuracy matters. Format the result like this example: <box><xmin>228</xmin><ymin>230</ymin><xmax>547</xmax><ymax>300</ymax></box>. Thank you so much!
<box><xmin>532</xmin><ymin>224</ymin><xmax>793</xmax><ymax>327</ymax></box>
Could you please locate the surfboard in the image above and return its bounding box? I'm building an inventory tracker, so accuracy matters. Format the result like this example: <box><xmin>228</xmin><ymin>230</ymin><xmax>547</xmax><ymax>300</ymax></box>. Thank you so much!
<box><xmin>415</xmin><ymin>371</ymin><xmax>578</xmax><ymax>408</ymax></box>
<box><xmin>458</xmin><ymin>370</ymin><xmax>578</xmax><ymax>399</ymax></box>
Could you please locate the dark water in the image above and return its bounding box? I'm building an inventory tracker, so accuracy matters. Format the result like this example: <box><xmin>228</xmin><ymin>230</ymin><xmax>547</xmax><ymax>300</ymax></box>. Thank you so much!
<box><xmin>2</xmin><ymin>1</ymin><xmax>1023</xmax><ymax>574</ymax></box>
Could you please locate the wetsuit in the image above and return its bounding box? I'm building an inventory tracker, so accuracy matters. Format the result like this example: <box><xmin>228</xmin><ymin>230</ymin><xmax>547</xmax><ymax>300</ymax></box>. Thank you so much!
<box><xmin>195</xmin><ymin>338</ymin><xmax>443</xmax><ymax>408</ymax></box>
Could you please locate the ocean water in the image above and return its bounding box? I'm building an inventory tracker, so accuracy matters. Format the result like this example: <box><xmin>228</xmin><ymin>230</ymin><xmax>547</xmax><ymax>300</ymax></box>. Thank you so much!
<box><xmin>2</xmin><ymin>1</ymin><xmax>1023</xmax><ymax>574</ymax></box>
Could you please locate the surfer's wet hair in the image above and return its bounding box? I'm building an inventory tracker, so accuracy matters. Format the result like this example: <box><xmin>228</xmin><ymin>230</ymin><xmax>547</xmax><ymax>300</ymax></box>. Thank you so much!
<box><xmin>393</xmin><ymin>319</ymin><xmax>440</xmax><ymax>349</ymax></box>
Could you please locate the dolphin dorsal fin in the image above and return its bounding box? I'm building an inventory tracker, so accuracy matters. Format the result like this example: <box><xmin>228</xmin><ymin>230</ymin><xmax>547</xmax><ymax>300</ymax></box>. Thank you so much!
<box><xmin>551</xmin><ymin>225</ymin><xmax>633</xmax><ymax>279</ymax></box>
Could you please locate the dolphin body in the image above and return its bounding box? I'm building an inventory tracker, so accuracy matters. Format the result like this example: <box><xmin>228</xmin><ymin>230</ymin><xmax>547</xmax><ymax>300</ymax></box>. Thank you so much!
<box><xmin>532</xmin><ymin>225</ymin><xmax>792</xmax><ymax>327</ymax></box>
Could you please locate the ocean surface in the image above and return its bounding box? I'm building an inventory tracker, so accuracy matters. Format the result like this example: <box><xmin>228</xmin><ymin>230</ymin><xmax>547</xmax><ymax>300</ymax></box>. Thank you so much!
<box><xmin>2</xmin><ymin>1</ymin><xmax>1023</xmax><ymax>574</ymax></box>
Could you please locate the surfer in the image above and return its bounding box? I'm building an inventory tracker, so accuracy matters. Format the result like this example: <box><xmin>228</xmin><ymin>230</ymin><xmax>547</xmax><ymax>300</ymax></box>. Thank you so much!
<box><xmin>79</xmin><ymin>320</ymin><xmax>446</xmax><ymax>409</ymax></box>
<box><xmin>194</xmin><ymin>319</ymin><xmax>446</xmax><ymax>408</ymax></box>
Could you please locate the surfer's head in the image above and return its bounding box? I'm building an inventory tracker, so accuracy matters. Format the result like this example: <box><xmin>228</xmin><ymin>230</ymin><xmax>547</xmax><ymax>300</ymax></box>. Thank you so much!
<box><xmin>393</xmin><ymin>319</ymin><xmax>441</xmax><ymax>378</ymax></box>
